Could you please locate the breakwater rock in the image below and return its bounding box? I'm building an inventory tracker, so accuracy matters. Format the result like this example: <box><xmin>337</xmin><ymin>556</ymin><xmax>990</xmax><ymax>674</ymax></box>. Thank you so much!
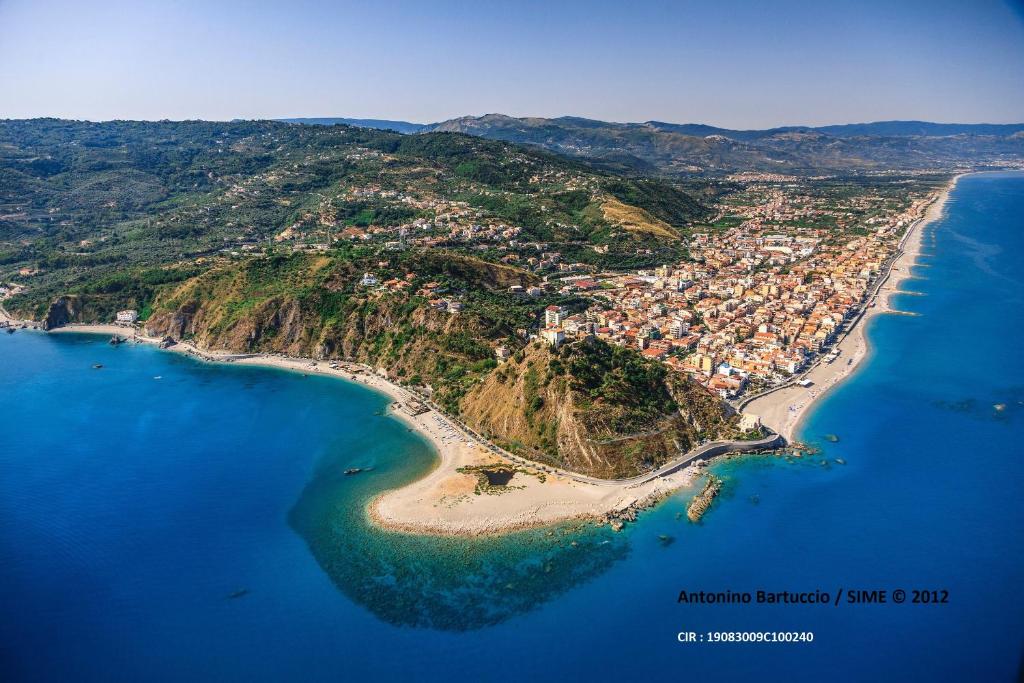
<box><xmin>687</xmin><ymin>475</ymin><xmax>723</xmax><ymax>522</ymax></box>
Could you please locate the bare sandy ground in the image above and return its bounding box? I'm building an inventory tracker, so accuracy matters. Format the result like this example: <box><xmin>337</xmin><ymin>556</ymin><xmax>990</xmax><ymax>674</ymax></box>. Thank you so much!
<box><xmin>369</xmin><ymin>429</ymin><xmax>697</xmax><ymax>535</ymax></box>
<box><xmin>46</xmin><ymin>324</ymin><xmax>700</xmax><ymax>535</ymax></box>
<box><xmin>744</xmin><ymin>175</ymin><xmax>961</xmax><ymax>442</ymax></box>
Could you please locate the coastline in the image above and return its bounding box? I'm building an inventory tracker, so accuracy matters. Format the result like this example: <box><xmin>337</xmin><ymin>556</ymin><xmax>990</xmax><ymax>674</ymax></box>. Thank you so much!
<box><xmin>743</xmin><ymin>173</ymin><xmax>963</xmax><ymax>442</ymax></box>
<box><xmin>22</xmin><ymin>176</ymin><xmax>960</xmax><ymax>535</ymax></box>
<box><xmin>43</xmin><ymin>324</ymin><xmax>705</xmax><ymax>536</ymax></box>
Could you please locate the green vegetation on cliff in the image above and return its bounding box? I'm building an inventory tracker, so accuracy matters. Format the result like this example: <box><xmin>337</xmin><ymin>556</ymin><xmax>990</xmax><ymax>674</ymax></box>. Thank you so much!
<box><xmin>137</xmin><ymin>249</ymin><xmax>568</xmax><ymax>414</ymax></box>
<box><xmin>460</xmin><ymin>340</ymin><xmax>739</xmax><ymax>478</ymax></box>
<box><xmin>1</xmin><ymin>118</ymin><xmax>737</xmax><ymax>479</ymax></box>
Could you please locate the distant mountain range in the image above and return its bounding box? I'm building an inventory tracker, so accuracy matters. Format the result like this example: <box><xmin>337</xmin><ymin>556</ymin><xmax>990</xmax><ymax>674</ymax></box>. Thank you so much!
<box><xmin>284</xmin><ymin>115</ymin><xmax>1024</xmax><ymax>174</ymax></box>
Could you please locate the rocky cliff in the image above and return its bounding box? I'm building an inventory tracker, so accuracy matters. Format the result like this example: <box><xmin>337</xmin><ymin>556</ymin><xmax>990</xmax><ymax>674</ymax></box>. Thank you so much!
<box><xmin>39</xmin><ymin>250</ymin><xmax>739</xmax><ymax>480</ymax></box>
<box><xmin>459</xmin><ymin>339</ymin><xmax>739</xmax><ymax>479</ymax></box>
<box><xmin>41</xmin><ymin>296</ymin><xmax>83</xmax><ymax>330</ymax></box>
<box><xmin>142</xmin><ymin>252</ymin><xmax>531</xmax><ymax>411</ymax></box>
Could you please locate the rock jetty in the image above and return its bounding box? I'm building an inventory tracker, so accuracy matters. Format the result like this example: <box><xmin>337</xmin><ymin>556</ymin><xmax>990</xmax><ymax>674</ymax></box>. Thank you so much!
<box><xmin>687</xmin><ymin>475</ymin><xmax>723</xmax><ymax>522</ymax></box>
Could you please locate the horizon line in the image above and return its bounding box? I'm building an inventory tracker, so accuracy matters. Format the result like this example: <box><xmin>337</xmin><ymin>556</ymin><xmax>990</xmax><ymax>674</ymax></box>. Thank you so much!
<box><xmin>4</xmin><ymin>114</ymin><xmax>1024</xmax><ymax>132</ymax></box>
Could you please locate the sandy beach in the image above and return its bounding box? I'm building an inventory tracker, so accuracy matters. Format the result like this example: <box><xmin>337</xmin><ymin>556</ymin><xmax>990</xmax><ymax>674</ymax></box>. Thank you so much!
<box><xmin>26</xmin><ymin>176</ymin><xmax>960</xmax><ymax>535</ymax></box>
<box><xmin>43</xmin><ymin>323</ymin><xmax>702</xmax><ymax>535</ymax></box>
<box><xmin>368</xmin><ymin>425</ymin><xmax>698</xmax><ymax>535</ymax></box>
<box><xmin>744</xmin><ymin>174</ymin><xmax>963</xmax><ymax>442</ymax></box>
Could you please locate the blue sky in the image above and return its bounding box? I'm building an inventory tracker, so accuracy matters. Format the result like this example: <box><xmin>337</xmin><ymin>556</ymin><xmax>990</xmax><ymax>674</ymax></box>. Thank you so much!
<box><xmin>1</xmin><ymin>0</ymin><xmax>1022</xmax><ymax>127</ymax></box>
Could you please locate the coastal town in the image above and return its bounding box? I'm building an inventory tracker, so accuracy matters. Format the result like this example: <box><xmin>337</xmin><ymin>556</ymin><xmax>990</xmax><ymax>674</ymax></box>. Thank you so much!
<box><xmin>1</xmin><ymin>173</ymin><xmax>947</xmax><ymax>417</ymax></box>
<box><xmin>528</xmin><ymin>179</ymin><xmax>943</xmax><ymax>401</ymax></box>
<box><xmin>1</xmin><ymin>173</ymin><xmax>954</xmax><ymax>539</ymax></box>
<box><xmin>315</xmin><ymin>175</ymin><xmax>948</xmax><ymax>408</ymax></box>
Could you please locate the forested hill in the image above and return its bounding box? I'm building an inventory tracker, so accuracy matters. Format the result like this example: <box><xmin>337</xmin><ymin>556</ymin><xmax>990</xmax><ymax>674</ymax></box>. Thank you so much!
<box><xmin>0</xmin><ymin>118</ymin><xmax>742</xmax><ymax>478</ymax></box>
<box><xmin>1</xmin><ymin>118</ymin><xmax>708</xmax><ymax>312</ymax></box>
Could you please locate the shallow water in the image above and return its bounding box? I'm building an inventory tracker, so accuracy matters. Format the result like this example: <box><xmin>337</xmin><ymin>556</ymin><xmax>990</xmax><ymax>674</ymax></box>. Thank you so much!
<box><xmin>1</xmin><ymin>172</ymin><xmax>1022</xmax><ymax>681</ymax></box>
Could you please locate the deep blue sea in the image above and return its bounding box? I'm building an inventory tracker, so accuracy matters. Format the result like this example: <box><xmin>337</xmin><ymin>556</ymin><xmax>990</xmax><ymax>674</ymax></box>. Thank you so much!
<box><xmin>2</xmin><ymin>172</ymin><xmax>1023</xmax><ymax>682</ymax></box>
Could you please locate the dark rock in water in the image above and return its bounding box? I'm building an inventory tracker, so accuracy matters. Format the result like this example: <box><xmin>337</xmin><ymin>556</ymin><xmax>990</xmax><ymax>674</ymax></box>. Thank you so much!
<box><xmin>749</xmin><ymin>494</ymin><xmax>760</xmax><ymax>505</ymax></box>
<box><xmin>5</xmin><ymin>327</ymin><xmax>14</xmax><ymax>334</ymax></box>
<box><xmin>657</xmin><ymin>534</ymin><xmax>675</xmax><ymax>547</ymax></box>
<box><xmin>226</xmin><ymin>589</ymin><xmax>249</xmax><ymax>599</ymax></box>
<box><xmin>109</xmin><ymin>335</ymin><xmax>125</xmax><ymax>346</ymax></box>
<box><xmin>824</xmin><ymin>434</ymin><xmax>840</xmax><ymax>443</ymax></box>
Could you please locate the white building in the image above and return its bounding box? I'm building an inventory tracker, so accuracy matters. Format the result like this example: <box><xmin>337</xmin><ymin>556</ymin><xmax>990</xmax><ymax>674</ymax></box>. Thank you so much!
<box><xmin>669</xmin><ymin>319</ymin><xmax>689</xmax><ymax>338</ymax></box>
<box><xmin>116</xmin><ymin>310</ymin><xmax>139</xmax><ymax>324</ymax></box>
<box><xmin>360</xmin><ymin>272</ymin><xmax>378</xmax><ymax>287</ymax></box>
<box><xmin>544</xmin><ymin>305</ymin><xmax>564</xmax><ymax>328</ymax></box>
<box><xmin>540</xmin><ymin>328</ymin><xmax>565</xmax><ymax>348</ymax></box>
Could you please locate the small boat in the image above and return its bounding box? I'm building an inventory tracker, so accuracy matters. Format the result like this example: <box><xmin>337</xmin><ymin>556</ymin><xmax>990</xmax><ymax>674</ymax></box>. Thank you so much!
<box><xmin>92</xmin><ymin>363</ymin><xmax>103</xmax><ymax>369</ymax></box>
<box><xmin>834</xmin><ymin>458</ymin><xmax>847</xmax><ymax>465</ymax></box>
<box><xmin>344</xmin><ymin>468</ymin><xmax>363</xmax><ymax>476</ymax></box>
<box><xmin>226</xmin><ymin>589</ymin><xmax>249</xmax><ymax>599</ymax></box>
<box><xmin>824</xmin><ymin>434</ymin><xmax>840</xmax><ymax>443</ymax></box>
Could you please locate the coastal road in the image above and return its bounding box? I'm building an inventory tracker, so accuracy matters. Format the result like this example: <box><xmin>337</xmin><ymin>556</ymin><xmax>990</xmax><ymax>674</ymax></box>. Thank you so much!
<box><xmin>451</xmin><ymin>183</ymin><xmax>951</xmax><ymax>483</ymax></box>
<box><xmin>416</xmin><ymin>392</ymin><xmax>783</xmax><ymax>488</ymax></box>
<box><xmin>737</xmin><ymin>183</ymin><xmax>946</xmax><ymax>415</ymax></box>
<box><xmin>737</xmin><ymin>180</ymin><xmax>954</xmax><ymax>438</ymax></box>
<box><xmin>573</xmin><ymin>432</ymin><xmax>784</xmax><ymax>488</ymax></box>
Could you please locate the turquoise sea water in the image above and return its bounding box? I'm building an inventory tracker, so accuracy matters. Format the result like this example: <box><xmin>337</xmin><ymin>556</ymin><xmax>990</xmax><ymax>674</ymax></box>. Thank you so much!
<box><xmin>2</xmin><ymin>172</ymin><xmax>1023</xmax><ymax>681</ymax></box>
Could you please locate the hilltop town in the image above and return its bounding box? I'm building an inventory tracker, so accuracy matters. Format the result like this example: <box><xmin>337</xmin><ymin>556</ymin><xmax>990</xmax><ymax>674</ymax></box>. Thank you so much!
<box><xmin>336</xmin><ymin>173</ymin><xmax>946</xmax><ymax>407</ymax></box>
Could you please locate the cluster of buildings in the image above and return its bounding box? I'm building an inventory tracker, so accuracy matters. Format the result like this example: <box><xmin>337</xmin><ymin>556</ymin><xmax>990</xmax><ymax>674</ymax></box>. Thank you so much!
<box><xmin>534</xmin><ymin>182</ymin><xmax>938</xmax><ymax>399</ymax></box>
<box><xmin>214</xmin><ymin>162</ymin><xmax>941</xmax><ymax>405</ymax></box>
<box><xmin>359</xmin><ymin>272</ymin><xmax>468</xmax><ymax>315</ymax></box>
